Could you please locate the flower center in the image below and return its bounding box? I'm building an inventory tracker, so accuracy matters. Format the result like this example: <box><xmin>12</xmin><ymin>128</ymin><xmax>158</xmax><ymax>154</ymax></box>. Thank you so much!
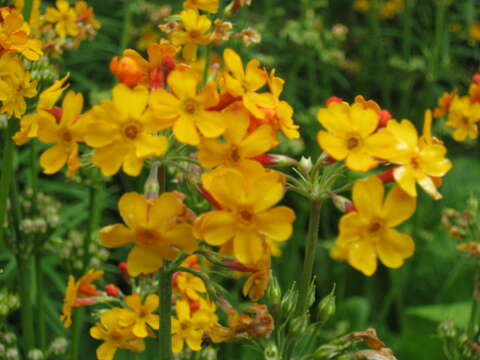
<box><xmin>239</xmin><ymin>210</ymin><xmax>253</xmax><ymax>222</ymax></box>
<box><xmin>189</xmin><ymin>30</ymin><xmax>201</xmax><ymax>39</ymax></box>
<box><xmin>61</xmin><ymin>129</ymin><xmax>72</xmax><ymax>142</ymax></box>
<box><xmin>368</xmin><ymin>220</ymin><xmax>383</xmax><ymax>234</ymax></box>
<box><xmin>183</xmin><ymin>99</ymin><xmax>198</xmax><ymax>115</ymax></box>
<box><xmin>124</xmin><ymin>122</ymin><xmax>141</xmax><ymax>140</ymax></box>
<box><xmin>410</xmin><ymin>156</ymin><xmax>420</xmax><ymax>170</ymax></box>
<box><xmin>230</xmin><ymin>147</ymin><xmax>241</xmax><ymax>162</ymax></box>
<box><xmin>347</xmin><ymin>136</ymin><xmax>360</xmax><ymax>150</ymax></box>
<box><xmin>137</xmin><ymin>228</ymin><xmax>159</xmax><ymax>246</ymax></box>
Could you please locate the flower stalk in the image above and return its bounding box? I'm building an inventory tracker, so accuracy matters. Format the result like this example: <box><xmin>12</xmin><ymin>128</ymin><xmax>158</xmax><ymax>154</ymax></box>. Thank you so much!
<box><xmin>467</xmin><ymin>264</ymin><xmax>480</xmax><ymax>340</ymax></box>
<box><xmin>158</xmin><ymin>265</ymin><xmax>173</xmax><ymax>360</ymax></box>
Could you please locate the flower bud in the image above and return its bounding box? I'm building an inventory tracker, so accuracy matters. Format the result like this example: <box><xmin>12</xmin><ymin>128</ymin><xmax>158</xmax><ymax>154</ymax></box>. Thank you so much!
<box><xmin>266</xmin><ymin>276</ymin><xmax>282</xmax><ymax>311</ymax></box>
<box><xmin>316</xmin><ymin>287</ymin><xmax>336</xmax><ymax>327</ymax></box>
<box><xmin>49</xmin><ymin>337</ymin><xmax>68</xmax><ymax>355</ymax></box>
<box><xmin>251</xmin><ymin>154</ymin><xmax>297</xmax><ymax>167</ymax></box>
<box><xmin>6</xmin><ymin>348</ymin><xmax>19</xmax><ymax>360</ymax></box>
<box><xmin>27</xmin><ymin>349</ymin><xmax>44</xmax><ymax>360</ymax></box>
<box><xmin>119</xmin><ymin>262</ymin><xmax>130</xmax><ymax>280</ymax></box>
<box><xmin>109</xmin><ymin>56</ymin><xmax>143</xmax><ymax>87</ymax></box>
<box><xmin>377</xmin><ymin>167</ymin><xmax>395</xmax><ymax>185</ymax></box>
<box><xmin>329</xmin><ymin>192</ymin><xmax>356</xmax><ymax>213</ymax></box>
<box><xmin>312</xmin><ymin>344</ymin><xmax>340</xmax><ymax>359</ymax></box>
<box><xmin>264</xmin><ymin>343</ymin><xmax>279</xmax><ymax>360</ymax></box>
<box><xmin>288</xmin><ymin>314</ymin><xmax>309</xmax><ymax>336</ymax></box>
<box><xmin>104</xmin><ymin>284</ymin><xmax>119</xmax><ymax>297</ymax></box>
<box><xmin>299</xmin><ymin>156</ymin><xmax>313</xmax><ymax>174</ymax></box>
<box><xmin>280</xmin><ymin>285</ymin><xmax>297</xmax><ymax>320</ymax></box>
<box><xmin>326</xmin><ymin>96</ymin><xmax>343</xmax><ymax>106</ymax></box>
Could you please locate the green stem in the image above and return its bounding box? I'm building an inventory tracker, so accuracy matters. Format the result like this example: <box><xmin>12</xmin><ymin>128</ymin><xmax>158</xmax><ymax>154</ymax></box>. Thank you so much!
<box><xmin>35</xmin><ymin>253</ymin><xmax>46</xmax><ymax>351</ymax></box>
<box><xmin>467</xmin><ymin>264</ymin><xmax>480</xmax><ymax>340</ymax></box>
<box><xmin>17</xmin><ymin>255</ymin><xmax>35</xmax><ymax>352</ymax></box>
<box><xmin>71</xmin><ymin>309</ymin><xmax>84</xmax><ymax>360</ymax></box>
<box><xmin>30</xmin><ymin>140</ymin><xmax>39</xmax><ymax>210</ymax></box>
<box><xmin>401</xmin><ymin>0</ymin><xmax>412</xmax><ymax>59</ymax></box>
<box><xmin>82</xmin><ymin>186</ymin><xmax>98</xmax><ymax>272</ymax></box>
<box><xmin>294</xmin><ymin>198</ymin><xmax>322</xmax><ymax>316</ymax></box>
<box><xmin>0</xmin><ymin>119</ymin><xmax>17</xmax><ymax>247</ymax></box>
<box><xmin>201</xmin><ymin>45</ymin><xmax>211</xmax><ymax>88</ymax></box>
<box><xmin>431</xmin><ymin>0</ymin><xmax>448</xmax><ymax>79</ymax></box>
<box><xmin>158</xmin><ymin>266</ymin><xmax>173</xmax><ymax>360</ymax></box>
<box><xmin>119</xmin><ymin>0</ymin><xmax>134</xmax><ymax>53</ymax></box>
<box><xmin>22</xmin><ymin>0</ymin><xmax>33</xmax><ymax>21</ymax></box>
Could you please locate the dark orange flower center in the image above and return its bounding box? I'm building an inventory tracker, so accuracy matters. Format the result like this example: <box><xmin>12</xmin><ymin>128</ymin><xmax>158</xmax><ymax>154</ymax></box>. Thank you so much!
<box><xmin>137</xmin><ymin>228</ymin><xmax>160</xmax><ymax>246</ymax></box>
<box><xmin>183</xmin><ymin>99</ymin><xmax>198</xmax><ymax>114</ymax></box>
<box><xmin>368</xmin><ymin>220</ymin><xmax>383</xmax><ymax>234</ymax></box>
<box><xmin>61</xmin><ymin>129</ymin><xmax>73</xmax><ymax>142</ymax></box>
<box><xmin>410</xmin><ymin>156</ymin><xmax>420</xmax><ymax>170</ymax></box>
<box><xmin>230</xmin><ymin>147</ymin><xmax>241</xmax><ymax>162</ymax></box>
<box><xmin>347</xmin><ymin>136</ymin><xmax>360</xmax><ymax>150</ymax></box>
<box><xmin>239</xmin><ymin>210</ymin><xmax>253</xmax><ymax>222</ymax></box>
<box><xmin>124</xmin><ymin>122</ymin><xmax>141</xmax><ymax>140</ymax></box>
<box><xmin>189</xmin><ymin>30</ymin><xmax>201</xmax><ymax>39</ymax></box>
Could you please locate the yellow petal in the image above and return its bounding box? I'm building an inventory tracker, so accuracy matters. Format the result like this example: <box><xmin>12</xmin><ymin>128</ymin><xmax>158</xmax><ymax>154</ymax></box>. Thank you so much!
<box><xmin>113</xmin><ymin>84</ymin><xmax>148</xmax><ymax>120</ymax></box>
<box><xmin>118</xmin><ymin>192</ymin><xmax>148</xmax><ymax>229</ymax></box>
<box><xmin>135</xmin><ymin>134</ymin><xmax>167</xmax><ymax>158</ymax></box>
<box><xmin>196</xmin><ymin>111</ymin><xmax>226</xmax><ymax>138</ymax></box>
<box><xmin>317</xmin><ymin>131</ymin><xmax>348</xmax><ymax>160</ymax></box>
<box><xmin>393</xmin><ymin>166</ymin><xmax>417</xmax><ymax>197</ymax></box>
<box><xmin>198</xmin><ymin>211</ymin><xmax>236</xmax><ymax>246</ymax></box>
<box><xmin>350</xmin><ymin>103</ymin><xmax>377</xmax><ymax>137</ymax></box>
<box><xmin>145</xmin><ymin>294</ymin><xmax>159</xmax><ymax>312</ymax></box>
<box><xmin>255</xmin><ymin>206</ymin><xmax>295</xmax><ymax>241</ymax></box>
<box><xmin>173</xmin><ymin>117</ymin><xmax>200</xmax><ymax>145</ymax></box>
<box><xmin>100</xmin><ymin>224</ymin><xmax>135</xmax><ymax>248</ymax></box>
<box><xmin>234</xmin><ymin>228</ymin><xmax>263</xmax><ymax>263</ymax></box>
<box><xmin>223</xmin><ymin>48</ymin><xmax>244</xmax><ymax>81</ymax></box>
<box><xmin>168</xmin><ymin>70</ymin><xmax>198</xmax><ymax>100</ymax></box>
<box><xmin>40</xmin><ymin>143</ymin><xmax>68</xmax><ymax>174</ymax></box>
<box><xmin>197</xmin><ymin>139</ymin><xmax>230</xmax><ymax>168</ymax></box>
<box><xmin>127</xmin><ymin>245</ymin><xmax>164</xmax><ymax>276</ymax></box>
<box><xmin>417</xmin><ymin>175</ymin><xmax>441</xmax><ymax>200</ymax></box>
<box><xmin>376</xmin><ymin>229</ymin><xmax>414</xmax><ymax>268</ymax></box>
<box><xmin>347</xmin><ymin>240</ymin><xmax>377</xmax><ymax>276</ymax></box>
<box><xmin>250</xmin><ymin>173</ymin><xmax>284</xmax><ymax>212</ymax></box>
<box><xmin>61</xmin><ymin>91</ymin><xmax>83</xmax><ymax>127</ymax></box>
<box><xmin>317</xmin><ymin>103</ymin><xmax>350</xmax><ymax>135</ymax></box>
<box><xmin>240</xmin><ymin>124</ymin><xmax>276</xmax><ymax>158</ymax></box>
<box><xmin>346</xmin><ymin>151</ymin><xmax>377</xmax><ymax>172</ymax></box>
<box><xmin>352</xmin><ymin>176</ymin><xmax>384</xmax><ymax>218</ymax></box>
<box><xmin>97</xmin><ymin>342</ymin><xmax>117</xmax><ymax>360</ymax></box>
<box><xmin>92</xmin><ymin>142</ymin><xmax>129</xmax><ymax>176</ymax></box>
<box><xmin>122</xmin><ymin>149</ymin><xmax>144</xmax><ymax>176</ymax></box>
<box><xmin>245</xmin><ymin>59</ymin><xmax>266</xmax><ymax>91</ymax></box>
<box><xmin>164</xmin><ymin>223</ymin><xmax>197</xmax><ymax>253</ymax></box>
<box><xmin>382</xmin><ymin>185</ymin><xmax>416</xmax><ymax>227</ymax></box>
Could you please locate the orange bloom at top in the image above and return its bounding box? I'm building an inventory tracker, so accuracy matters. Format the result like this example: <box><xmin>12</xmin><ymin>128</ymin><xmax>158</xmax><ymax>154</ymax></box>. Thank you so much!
<box><xmin>100</xmin><ymin>192</ymin><xmax>197</xmax><ymax>276</ymax></box>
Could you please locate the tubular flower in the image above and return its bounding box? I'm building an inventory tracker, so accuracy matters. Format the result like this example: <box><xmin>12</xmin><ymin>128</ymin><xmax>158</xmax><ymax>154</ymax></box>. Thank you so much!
<box><xmin>172</xmin><ymin>298</ymin><xmax>211</xmax><ymax>352</ymax></box>
<box><xmin>150</xmin><ymin>69</ymin><xmax>227</xmax><ymax>145</ymax></box>
<box><xmin>0</xmin><ymin>66</ymin><xmax>37</xmax><ymax>119</ymax></box>
<box><xmin>183</xmin><ymin>0</ymin><xmax>219</xmax><ymax>13</ymax></box>
<box><xmin>445</xmin><ymin>96</ymin><xmax>480</xmax><ymax>141</ymax></box>
<box><xmin>13</xmin><ymin>73</ymin><xmax>69</xmax><ymax>145</ymax></box>
<box><xmin>120</xmin><ymin>293</ymin><xmax>159</xmax><ymax>338</ymax></box>
<box><xmin>385</xmin><ymin>111</ymin><xmax>452</xmax><ymax>199</ymax></box>
<box><xmin>60</xmin><ymin>270</ymin><xmax>104</xmax><ymax>328</ymax></box>
<box><xmin>83</xmin><ymin>84</ymin><xmax>167</xmax><ymax>176</ymax></box>
<box><xmin>223</xmin><ymin>48</ymin><xmax>273</xmax><ymax>119</ymax></box>
<box><xmin>171</xmin><ymin>9</ymin><xmax>211</xmax><ymax>61</ymax></box>
<box><xmin>36</xmin><ymin>91</ymin><xmax>85</xmax><ymax>176</ymax></box>
<box><xmin>100</xmin><ymin>192</ymin><xmax>197</xmax><ymax>277</ymax></box>
<box><xmin>0</xmin><ymin>8</ymin><xmax>43</xmax><ymax>61</ymax></box>
<box><xmin>44</xmin><ymin>0</ymin><xmax>79</xmax><ymax>37</ymax></box>
<box><xmin>90</xmin><ymin>308</ymin><xmax>145</xmax><ymax>360</ymax></box>
<box><xmin>173</xmin><ymin>255</ymin><xmax>207</xmax><ymax>301</ymax></box>
<box><xmin>193</xmin><ymin>168</ymin><xmax>295</xmax><ymax>264</ymax></box>
<box><xmin>197</xmin><ymin>105</ymin><xmax>277</xmax><ymax>169</ymax></box>
<box><xmin>316</xmin><ymin>101</ymin><xmax>395</xmax><ymax>172</ymax></box>
<box><xmin>331</xmin><ymin>176</ymin><xmax>416</xmax><ymax>276</ymax></box>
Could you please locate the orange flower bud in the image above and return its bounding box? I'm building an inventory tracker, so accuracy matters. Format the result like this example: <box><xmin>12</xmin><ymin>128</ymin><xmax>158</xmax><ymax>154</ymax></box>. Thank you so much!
<box><xmin>119</xmin><ymin>262</ymin><xmax>130</xmax><ymax>280</ymax></box>
<box><xmin>110</xmin><ymin>56</ymin><xmax>143</xmax><ymax>87</ymax></box>
<box><xmin>104</xmin><ymin>284</ymin><xmax>119</xmax><ymax>297</ymax></box>
<box><xmin>326</xmin><ymin>96</ymin><xmax>343</xmax><ymax>106</ymax></box>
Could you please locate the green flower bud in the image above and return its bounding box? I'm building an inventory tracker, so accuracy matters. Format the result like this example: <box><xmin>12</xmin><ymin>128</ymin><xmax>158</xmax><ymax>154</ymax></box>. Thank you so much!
<box><xmin>264</xmin><ymin>343</ymin><xmax>279</xmax><ymax>360</ymax></box>
<box><xmin>312</xmin><ymin>344</ymin><xmax>340</xmax><ymax>359</ymax></box>
<box><xmin>266</xmin><ymin>276</ymin><xmax>282</xmax><ymax>312</ymax></box>
<box><xmin>316</xmin><ymin>286</ymin><xmax>336</xmax><ymax>327</ymax></box>
<box><xmin>288</xmin><ymin>313</ymin><xmax>309</xmax><ymax>337</ymax></box>
<box><xmin>280</xmin><ymin>284</ymin><xmax>297</xmax><ymax>320</ymax></box>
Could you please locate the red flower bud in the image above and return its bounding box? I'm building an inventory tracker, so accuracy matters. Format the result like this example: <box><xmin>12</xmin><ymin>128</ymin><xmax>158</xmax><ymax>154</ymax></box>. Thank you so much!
<box><xmin>377</xmin><ymin>109</ymin><xmax>392</xmax><ymax>128</ymax></box>
<box><xmin>326</xmin><ymin>96</ymin><xmax>343</xmax><ymax>106</ymax></box>
<box><xmin>110</xmin><ymin>56</ymin><xmax>143</xmax><ymax>87</ymax></box>
<box><xmin>222</xmin><ymin>259</ymin><xmax>255</xmax><ymax>272</ymax></box>
<box><xmin>119</xmin><ymin>262</ymin><xmax>130</xmax><ymax>280</ymax></box>
<box><xmin>377</xmin><ymin>167</ymin><xmax>395</xmax><ymax>185</ymax></box>
<box><xmin>74</xmin><ymin>297</ymin><xmax>97</xmax><ymax>307</ymax></box>
<box><xmin>105</xmin><ymin>284</ymin><xmax>119</xmax><ymax>297</ymax></box>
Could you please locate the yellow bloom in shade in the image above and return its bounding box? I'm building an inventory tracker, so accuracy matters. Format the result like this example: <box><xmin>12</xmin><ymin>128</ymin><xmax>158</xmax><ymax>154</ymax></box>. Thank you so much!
<box><xmin>223</xmin><ymin>48</ymin><xmax>273</xmax><ymax>119</ymax></box>
<box><xmin>100</xmin><ymin>192</ymin><xmax>197</xmax><ymax>277</ymax></box>
<box><xmin>193</xmin><ymin>168</ymin><xmax>295</xmax><ymax>264</ymax></box>
<box><xmin>84</xmin><ymin>84</ymin><xmax>167</xmax><ymax>176</ymax></box>
<box><xmin>120</xmin><ymin>294</ymin><xmax>159</xmax><ymax>338</ymax></box>
<box><xmin>44</xmin><ymin>0</ymin><xmax>79</xmax><ymax>37</ymax></box>
<box><xmin>0</xmin><ymin>66</ymin><xmax>37</xmax><ymax>119</ymax></box>
<box><xmin>183</xmin><ymin>0</ymin><xmax>219</xmax><ymax>13</ymax></box>
<box><xmin>61</xmin><ymin>269</ymin><xmax>103</xmax><ymax>328</ymax></box>
<box><xmin>332</xmin><ymin>176</ymin><xmax>416</xmax><ymax>276</ymax></box>
<box><xmin>14</xmin><ymin>73</ymin><xmax>69</xmax><ymax>145</ymax></box>
<box><xmin>445</xmin><ymin>96</ymin><xmax>480</xmax><ymax>141</ymax></box>
<box><xmin>173</xmin><ymin>255</ymin><xmax>207</xmax><ymax>300</ymax></box>
<box><xmin>172</xmin><ymin>298</ymin><xmax>211</xmax><ymax>352</ymax></box>
<box><xmin>90</xmin><ymin>308</ymin><xmax>145</xmax><ymax>360</ymax></box>
<box><xmin>171</xmin><ymin>9</ymin><xmax>211</xmax><ymax>61</ymax></box>
<box><xmin>197</xmin><ymin>105</ymin><xmax>277</xmax><ymax>169</ymax></box>
<box><xmin>316</xmin><ymin>101</ymin><xmax>394</xmax><ymax>172</ymax></box>
<box><xmin>36</xmin><ymin>91</ymin><xmax>85</xmax><ymax>176</ymax></box>
<box><xmin>150</xmin><ymin>69</ymin><xmax>226</xmax><ymax>145</ymax></box>
<box><xmin>0</xmin><ymin>9</ymin><xmax>43</xmax><ymax>61</ymax></box>
<box><xmin>385</xmin><ymin>112</ymin><xmax>452</xmax><ymax>199</ymax></box>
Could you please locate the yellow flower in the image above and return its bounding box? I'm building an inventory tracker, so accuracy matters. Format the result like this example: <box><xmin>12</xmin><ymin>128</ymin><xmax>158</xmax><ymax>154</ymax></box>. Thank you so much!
<box><xmin>44</xmin><ymin>0</ymin><xmax>79</xmax><ymax>37</ymax></box>
<box><xmin>193</xmin><ymin>168</ymin><xmax>295</xmax><ymax>264</ymax></box>
<box><xmin>90</xmin><ymin>308</ymin><xmax>145</xmax><ymax>360</ymax></box>
<box><xmin>0</xmin><ymin>66</ymin><xmax>37</xmax><ymax>119</ymax></box>
<box><xmin>242</xmin><ymin>245</ymin><xmax>271</xmax><ymax>301</ymax></box>
<box><xmin>14</xmin><ymin>73</ymin><xmax>69</xmax><ymax>145</ymax></box>
<box><xmin>223</xmin><ymin>48</ymin><xmax>273</xmax><ymax>119</ymax></box>
<box><xmin>75</xmin><ymin>1</ymin><xmax>101</xmax><ymax>30</ymax></box>
<box><xmin>150</xmin><ymin>69</ymin><xmax>226</xmax><ymax>145</ymax></box>
<box><xmin>35</xmin><ymin>91</ymin><xmax>85</xmax><ymax>176</ymax></box>
<box><xmin>120</xmin><ymin>293</ymin><xmax>159</xmax><ymax>338</ymax></box>
<box><xmin>0</xmin><ymin>9</ymin><xmax>43</xmax><ymax>61</ymax></box>
<box><xmin>171</xmin><ymin>9</ymin><xmax>211</xmax><ymax>61</ymax></box>
<box><xmin>379</xmin><ymin>0</ymin><xmax>403</xmax><ymax>19</ymax></box>
<box><xmin>100</xmin><ymin>192</ymin><xmax>197</xmax><ymax>277</ymax></box>
<box><xmin>445</xmin><ymin>96</ymin><xmax>480</xmax><ymax>141</ymax></box>
<box><xmin>316</xmin><ymin>101</ymin><xmax>394</xmax><ymax>172</ymax></box>
<box><xmin>83</xmin><ymin>84</ymin><xmax>167</xmax><ymax>176</ymax></box>
<box><xmin>172</xmin><ymin>298</ymin><xmax>211</xmax><ymax>352</ymax></box>
<box><xmin>332</xmin><ymin>176</ymin><xmax>416</xmax><ymax>276</ymax></box>
<box><xmin>385</xmin><ymin>112</ymin><xmax>452</xmax><ymax>199</ymax></box>
<box><xmin>60</xmin><ymin>269</ymin><xmax>103</xmax><ymax>328</ymax></box>
<box><xmin>433</xmin><ymin>90</ymin><xmax>456</xmax><ymax>118</ymax></box>
<box><xmin>173</xmin><ymin>255</ymin><xmax>207</xmax><ymax>301</ymax></box>
<box><xmin>197</xmin><ymin>105</ymin><xmax>277</xmax><ymax>169</ymax></box>
<box><xmin>183</xmin><ymin>0</ymin><xmax>219</xmax><ymax>13</ymax></box>
<box><xmin>470</xmin><ymin>23</ymin><xmax>480</xmax><ymax>41</ymax></box>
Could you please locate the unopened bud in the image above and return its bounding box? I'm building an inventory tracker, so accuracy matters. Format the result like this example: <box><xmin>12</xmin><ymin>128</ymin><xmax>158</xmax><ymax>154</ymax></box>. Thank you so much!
<box><xmin>145</xmin><ymin>162</ymin><xmax>160</xmax><ymax>200</ymax></box>
<box><xmin>119</xmin><ymin>262</ymin><xmax>130</xmax><ymax>280</ymax></box>
<box><xmin>377</xmin><ymin>109</ymin><xmax>392</xmax><ymax>128</ymax></box>
<box><xmin>326</xmin><ymin>96</ymin><xmax>343</xmax><ymax>106</ymax></box>
<box><xmin>312</xmin><ymin>344</ymin><xmax>340</xmax><ymax>359</ymax></box>
<box><xmin>266</xmin><ymin>276</ymin><xmax>282</xmax><ymax>311</ymax></box>
<box><xmin>307</xmin><ymin>281</ymin><xmax>316</xmax><ymax>309</ymax></box>
<box><xmin>264</xmin><ymin>343</ymin><xmax>279</xmax><ymax>360</ymax></box>
<box><xmin>6</xmin><ymin>348</ymin><xmax>19</xmax><ymax>360</ymax></box>
<box><xmin>104</xmin><ymin>284</ymin><xmax>119</xmax><ymax>297</ymax></box>
<box><xmin>316</xmin><ymin>286</ymin><xmax>336</xmax><ymax>327</ymax></box>
<box><xmin>299</xmin><ymin>156</ymin><xmax>313</xmax><ymax>174</ymax></box>
<box><xmin>49</xmin><ymin>337</ymin><xmax>68</xmax><ymax>355</ymax></box>
<box><xmin>27</xmin><ymin>349</ymin><xmax>44</xmax><ymax>360</ymax></box>
<box><xmin>251</xmin><ymin>154</ymin><xmax>297</xmax><ymax>167</ymax></box>
<box><xmin>329</xmin><ymin>193</ymin><xmax>355</xmax><ymax>213</ymax></box>
<box><xmin>289</xmin><ymin>314</ymin><xmax>309</xmax><ymax>336</ymax></box>
<box><xmin>280</xmin><ymin>285</ymin><xmax>297</xmax><ymax>320</ymax></box>
<box><xmin>377</xmin><ymin>167</ymin><xmax>395</xmax><ymax>184</ymax></box>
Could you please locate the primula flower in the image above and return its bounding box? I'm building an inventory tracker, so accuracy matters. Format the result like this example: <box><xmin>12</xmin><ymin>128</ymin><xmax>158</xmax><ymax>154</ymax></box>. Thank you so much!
<box><xmin>0</xmin><ymin>9</ymin><xmax>43</xmax><ymax>61</ymax></box>
<box><xmin>385</xmin><ymin>111</ymin><xmax>452</xmax><ymax>199</ymax></box>
<box><xmin>197</xmin><ymin>105</ymin><xmax>277</xmax><ymax>169</ymax></box>
<box><xmin>14</xmin><ymin>73</ymin><xmax>69</xmax><ymax>145</ymax></box>
<box><xmin>44</xmin><ymin>0</ymin><xmax>79</xmax><ymax>37</ymax></box>
<box><xmin>331</xmin><ymin>176</ymin><xmax>416</xmax><ymax>276</ymax></box>
<box><xmin>173</xmin><ymin>255</ymin><xmax>207</xmax><ymax>300</ymax></box>
<box><xmin>193</xmin><ymin>168</ymin><xmax>295</xmax><ymax>264</ymax></box>
<box><xmin>171</xmin><ymin>9</ymin><xmax>211</xmax><ymax>61</ymax></box>
<box><xmin>316</xmin><ymin>101</ymin><xmax>394</xmax><ymax>172</ymax></box>
<box><xmin>100</xmin><ymin>192</ymin><xmax>197</xmax><ymax>276</ymax></box>
<box><xmin>150</xmin><ymin>69</ymin><xmax>226</xmax><ymax>145</ymax></box>
<box><xmin>241</xmin><ymin>246</ymin><xmax>271</xmax><ymax>301</ymax></box>
<box><xmin>223</xmin><ymin>48</ymin><xmax>273</xmax><ymax>119</ymax></box>
<box><xmin>120</xmin><ymin>293</ymin><xmax>159</xmax><ymax>338</ymax></box>
<box><xmin>36</xmin><ymin>91</ymin><xmax>85</xmax><ymax>176</ymax></box>
<box><xmin>445</xmin><ymin>96</ymin><xmax>480</xmax><ymax>141</ymax></box>
<box><xmin>90</xmin><ymin>308</ymin><xmax>145</xmax><ymax>360</ymax></box>
<box><xmin>433</xmin><ymin>90</ymin><xmax>457</xmax><ymax>118</ymax></box>
<box><xmin>60</xmin><ymin>269</ymin><xmax>103</xmax><ymax>328</ymax></box>
<box><xmin>83</xmin><ymin>84</ymin><xmax>167</xmax><ymax>176</ymax></box>
<box><xmin>183</xmin><ymin>0</ymin><xmax>219</xmax><ymax>13</ymax></box>
<box><xmin>172</xmin><ymin>298</ymin><xmax>211</xmax><ymax>352</ymax></box>
<box><xmin>0</xmin><ymin>66</ymin><xmax>37</xmax><ymax>119</ymax></box>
